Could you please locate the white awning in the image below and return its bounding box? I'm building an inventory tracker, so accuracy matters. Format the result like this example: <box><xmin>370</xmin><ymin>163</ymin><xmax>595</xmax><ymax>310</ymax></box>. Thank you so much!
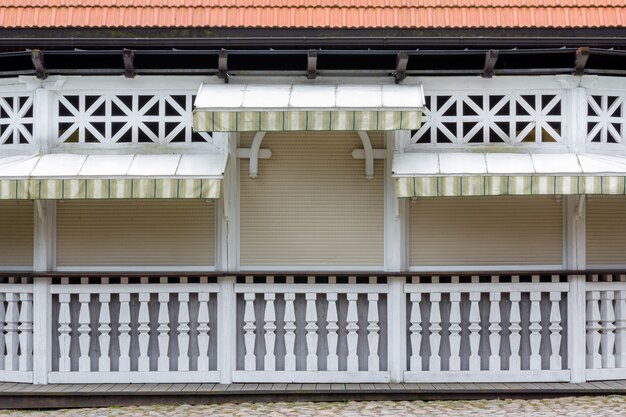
<box><xmin>394</xmin><ymin>152</ymin><xmax>626</xmax><ymax>197</ymax></box>
<box><xmin>0</xmin><ymin>153</ymin><xmax>227</xmax><ymax>199</ymax></box>
<box><xmin>193</xmin><ymin>83</ymin><xmax>425</xmax><ymax>132</ymax></box>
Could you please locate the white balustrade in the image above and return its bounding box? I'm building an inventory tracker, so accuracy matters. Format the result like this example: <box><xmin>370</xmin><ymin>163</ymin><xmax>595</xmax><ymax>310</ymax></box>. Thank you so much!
<box><xmin>0</xmin><ymin>280</ymin><xmax>34</xmax><ymax>383</ymax></box>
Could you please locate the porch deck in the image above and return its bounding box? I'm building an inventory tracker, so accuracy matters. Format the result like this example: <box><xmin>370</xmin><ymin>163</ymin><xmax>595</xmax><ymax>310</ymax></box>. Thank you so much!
<box><xmin>0</xmin><ymin>381</ymin><xmax>624</xmax><ymax>409</ymax></box>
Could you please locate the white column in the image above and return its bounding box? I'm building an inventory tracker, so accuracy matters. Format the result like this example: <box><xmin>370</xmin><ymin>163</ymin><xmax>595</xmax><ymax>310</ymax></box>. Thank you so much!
<box><xmin>388</xmin><ymin>276</ymin><xmax>406</xmax><ymax>382</ymax></box>
<box><xmin>32</xmin><ymin>277</ymin><xmax>51</xmax><ymax>384</ymax></box>
<box><xmin>384</xmin><ymin>131</ymin><xmax>407</xmax><ymax>272</ymax></box>
<box><xmin>217</xmin><ymin>132</ymin><xmax>239</xmax><ymax>272</ymax></box>
<box><xmin>33</xmin><ymin>200</ymin><xmax>55</xmax><ymax>273</ymax></box>
<box><xmin>217</xmin><ymin>276</ymin><xmax>236</xmax><ymax>384</ymax></box>
<box><xmin>565</xmin><ymin>195</ymin><xmax>587</xmax><ymax>382</ymax></box>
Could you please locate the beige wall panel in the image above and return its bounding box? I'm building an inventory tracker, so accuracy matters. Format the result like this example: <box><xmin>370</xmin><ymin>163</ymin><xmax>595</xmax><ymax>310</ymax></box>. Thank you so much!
<box><xmin>240</xmin><ymin>131</ymin><xmax>384</xmax><ymax>267</ymax></box>
<box><xmin>587</xmin><ymin>195</ymin><xmax>626</xmax><ymax>266</ymax></box>
<box><xmin>409</xmin><ymin>196</ymin><xmax>563</xmax><ymax>267</ymax></box>
<box><xmin>0</xmin><ymin>201</ymin><xmax>33</xmax><ymax>267</ymax></box>
<box><xmin>57</xmin><ymin>200</ymin><xmax>215</xmax><ymax>267</ymax></box>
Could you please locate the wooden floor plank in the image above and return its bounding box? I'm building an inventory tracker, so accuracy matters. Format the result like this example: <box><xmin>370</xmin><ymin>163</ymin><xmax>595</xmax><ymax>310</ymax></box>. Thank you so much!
<box><xmin>271</xmin><ymin>383</ymin><xmax>287</xmax><ymax>391</ymax></box>
<box><xmin>345</xmin><ymin>383</ymin><xmax>360</xmax><ymax>390</ymax></box>
<box><xmin>242</xmin><ymin>384</ymin><xmax>259</xmax><ymax>391</ymax></box>
<box><xmin>91</xmin><ymin>383</ymin><xmax>119</xmax><ymax>392</ymax></box>
<box><xmin>286</xmin><ymin>384</ymin><xmax>302</xmax><ymax>391</ymax></box>
<box><xmin>315</xmin><ymin>383</ymin><xmax>331</xmax><ymax>391</ymax></box>
<box><xmin>373</xmin><ymin>383</ymin><xmax>390</xmax><ymax>390</ymax></box>
<box><xmin>226</xmin><ymin>384</ymin><xmax>244</xmax><ymax>391</ymax></box>
<box><xmin>136</xmin><ymin>383</ymin><xmax>159</xmax><ymax>392</ymax></box>
<box><xmin>359</xmin><ymin>383</ymin><xmax>376</xmax><ymax>390</ymax></box>
<box><xmin>198</xmin><ymin>383</ymin><xmax>217</xmax><ymax>392</ymax></box>
<box><xmin>0</xmin><ymin>383</ymin><xmax>20</xmax><ymax>392</ymax></box>
<box><xmin>257</xmin><ymin>383</ymin><xmax>273</xmax><ymax>391</ymax></box>
<box><xmin>152</xmin><ymin>383</ymin><xmax>173</xmax><ymax>392</ymax></box>
<box><xmin>415</xmin><ymin>383</ymin><xmax>435</xmax><ymax>390</ymax></box>
<box><xmin>330</xmin><ymin>383</ymin><xmax>345</xmax><ymax>390</ymax></box>
<box><xmin>301</xmin><ymin>384</ymin><xmax>316</xmax><ymax>391</ymax></box>
<box><xmin>180</xmin><ymin>383</ymin><xmax>202</xmax><ymax>392</ymax></box>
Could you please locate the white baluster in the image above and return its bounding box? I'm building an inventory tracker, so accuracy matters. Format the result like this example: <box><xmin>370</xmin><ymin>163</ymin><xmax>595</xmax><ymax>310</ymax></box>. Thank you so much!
<box><xmin>586</xmin><ymin>290</ymin><xmax>602</xmax><ymax>369</ymax></box>
<box><xmin>98</xmin><ymin>293</ymin><xmax>111</xmax><ymax>372</ymax></box>
<box><xmin>4</xmin><ymin>293</ymin><xmax>19</xmax><ymax>371</ymax></box>
<box><xmin>157</xmin><ymin>292</ymin><xmax>170</xmax><ymax>371</ymax></box>
<box><xmin>243</xmin><ymin>292</ymin><xmax>257</xmax><ymax>371</ymax></box>
<box><xmin>58</xmin><ymin>293</ymin><xmax>72</xmax><ymax>372</ymax></box>
<box><xmin>263</xmin><ymin>293</ymin><xmax>276</xmax><ymax>371</ymax></box>
<box><xmin>137</xmin><ymin>292</ymin><xmax>151</xmax><ymax>372</ymax></box>
<box><xmin>326</xmin><ymin>293</ymin><xmax>339</xmax><ymax>371</ymax></box>
<box><xmin>409</xmin><ymin>293</ymin><xmax>422</xmax><ymax>371</ymax></box>
<box><xmin>488</xmin><ymin>291</ymin><xmax>502</xmax><ymax>371</ymax></box>
<box><xmin>429</xmin><ymin>292</ymin><xmax>442</xmax><ymax>371</ymax></box>
<box><xmin>529</xmin><ymin>291</ymin><xmax>542</xmax><ymax>371</ymax></box>
<box><xmin>197</xmin><ymin>292</ymin><xmax>211</xmax><ymax>372</ymax></box>
<box><xmin>305</xmin><ymin>292</ymin><xmax>318</xmax><ymax>371</ymax></box>
<box><xmin>346</xmin><ymin>292</ymin><xmax>359</xmax><ymax>372</ymax></box>
<box><xmin>509</xmin><ymin>289</ymin><xmax>522</xmax><ymax>371</ymax></box>
<box><xmin>18</xmin><ymin>291</ymin><xmax>33</xmax><ymax>371</ymax></box>
<box><xmin>177</xmin><ymin>292</ymin><xmax>190</xmax><ymax>371</ymax></box>
<box><xmin>367</xmin><ymin>293</ymin><xmax>380</xmax><ymax>372</ymax></box>
<box><xmin>118</xmin><ymin>293</ymin><xmax>132</xmax><ymax>372</ymax></box>
<box><xmin>448</xmin><ymin>291</ymin><xmax>462</xmax><ymax>371</ymax></box>
<box><xmin>284</xmin><ymin>292</ymin><xmax>296</xmax><ymax>371</ymax></box>
<box><xmin>0</xmin><ymin>293</ymin><xmax>5</xmax><ymax>370</ymax></box>
<box><xmin>601</xmin><ymin>290</ymin><xmax>616</xmax><ymax>369</ymax></box>
<box><xmin>468</xmin><ymin>291</ymin><xmax>481</xmax><ymax>371</ymax></box>
<box><xmin>77</xmin><ymin>293</ymin><xmax>91</xmax><ymax>372</ymax></box>
<box><xmin>615</xmin><ymin>290</ymin><xmax>626</xmax><ymax>368</ymax></box>
<box><xmin>549</xmin><ymin>284</ymin><xmax>563</xmax><ymax>370</ymax></box>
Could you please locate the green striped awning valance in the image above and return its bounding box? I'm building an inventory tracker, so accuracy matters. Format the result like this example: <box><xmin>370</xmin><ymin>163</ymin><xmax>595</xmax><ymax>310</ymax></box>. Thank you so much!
<box><xmin>193</xmin><ymin>83</ymin><xmax>425</xmax><ymax>132</ymax></box>
<box><xmin>0</xmin><ymin>178</ymin><xmax>220</xmax><ymax>200</ymax></box>
<box><xmin>193</xmin><ymin>110</ymin><xmax>421</xmax><ymax>132</ymax></box>
<box><xmin>396</xmin><ymin>175</ymin><xmax>626</xmax><ymax>198</ymax></box>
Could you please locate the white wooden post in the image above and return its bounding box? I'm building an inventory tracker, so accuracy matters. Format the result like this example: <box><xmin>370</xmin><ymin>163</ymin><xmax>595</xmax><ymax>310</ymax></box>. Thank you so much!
<box><xmin>384</xmin><ymin>132</ymin><xmax>407</xmax><ymax>272</ymax></box>
<box><xmin>217</xmin><ymin>276</ymin><xmax>236</xmax><ymax>384</ymax></box>
<box><xmin>32</xmin><ymin>277</ymin><xmax>51</xmax><ymax>384</ymax></box>
<box><xmin>326</xmin><ymin>293</ymin><xmax>339</xmax><ymax>372</ymax></box>
<box><xmin>217</xmin><ymin>133</ymin><xmax>239</xmax><ymax>272</ymax></box>
<box><xmin>565</xmin><ymin>194</ymin><xmax>587</xmax><ymax>382</ymax></box>
<box><xmin>388</xmin><ymin>276</ymin><xmax>406</xmax><ymax>382</ymax></box>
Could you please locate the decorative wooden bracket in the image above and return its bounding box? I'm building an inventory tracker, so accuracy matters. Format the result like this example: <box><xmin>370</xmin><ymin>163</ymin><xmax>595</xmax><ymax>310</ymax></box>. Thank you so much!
<box><xmin>307</xmin><ymin>50</ymin><xmax>318</xmax><ymax>80</ymax></box>
<box><xmin>123</xmin><ymin>49</ymin><xmax>135</xmax><ymax>78</ymax></box>
<box><xmin>357</xmin><ymin>131</ymin><xmax>375</xmax><ymax>179</ymax></box>
<box><xmin>395</xmin><ymin>52</ymin><xmax>409</xmax><ymax>84</ymax></box>
<box><xmin>482</xmin><ymin>50</ymin><xmax>499</xmax><ymax>79</ymax></box>
<box><xmin>218</xmin><ymin>50</ymin><xmax>229</xmax><ymax>83</ymax></box>
<box><xmin>31</xmin><ymin>50</ymin><xmax>46</xmax><ymax>80</ymax></box>
<box><xmin>249</xmin><ymin>132</ymin><xmax>267</xmax><ymax>178</ymax></box>
<box><xmin>575</xmin><ymin>47</ymin><xmax>590</xmax><ymax>76</ymax></box>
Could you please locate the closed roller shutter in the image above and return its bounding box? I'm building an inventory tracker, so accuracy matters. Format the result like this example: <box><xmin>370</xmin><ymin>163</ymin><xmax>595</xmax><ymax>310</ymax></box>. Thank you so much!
<box><xmin>409</xmin><ymin>196</ymin><xmax>563</xmax><ymax>267</ymax></box>
<box><xmin>57</xmin><ymin>200</ymin><xmax>215</xmax><ymax>267</ymax></box>
<box><xmin>240</xmin><ymin>132</ymin><xmax>384</xmax><ymax>267</ymax></box>
<box><xmin>587</xmin><ymin>196</ymin><xmax>626</xmax><ymax>266</ymax></box>
<box><xmin>0</xmin><ymin>201</ymin><xmax>33</xmax><ymax>268</ymax></box>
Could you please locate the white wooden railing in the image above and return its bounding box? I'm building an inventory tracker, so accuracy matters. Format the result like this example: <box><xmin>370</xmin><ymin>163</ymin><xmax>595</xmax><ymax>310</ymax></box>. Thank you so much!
<box><xmin>5</xmin><ymin>272</ymin><xmax>626</xmax><ymax>384</ymax></box>
<box><xmin>0</xmin><ymin>276</ymin><xmax>33</xmax><ymax>383</ymax></box>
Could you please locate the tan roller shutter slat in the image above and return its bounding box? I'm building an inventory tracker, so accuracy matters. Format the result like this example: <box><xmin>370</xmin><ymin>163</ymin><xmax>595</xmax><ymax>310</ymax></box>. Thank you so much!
<box><xmin>409</xmin><ymin>196</ymin><xmax>563</xmax><ymax>267</ymax></box>
<box><xmin>240</xmin><ymin>132</ymin><xmax>384</xmax><ymax>267</ymax></box>
<box><xmin>0</xmin><ymin>201</ymin><xmax>33</xmax><ymax>268</ymax></box>
<box><xmin>587</xmin><ymin>196</ymin><xmax>626</xmax><ymax>266</ymax></box>
<box><xmin>57</xmin><ymin>200</ymin><xmax>215</xmax><ymax>267</ymax></box>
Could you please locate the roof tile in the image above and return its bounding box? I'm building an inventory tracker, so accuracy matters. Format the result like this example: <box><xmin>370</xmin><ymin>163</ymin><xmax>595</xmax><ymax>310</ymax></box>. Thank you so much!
<box><xmin>0</xmin><ymin>2</ymin><xmax>623</xmax><ymax>29</ymax></box>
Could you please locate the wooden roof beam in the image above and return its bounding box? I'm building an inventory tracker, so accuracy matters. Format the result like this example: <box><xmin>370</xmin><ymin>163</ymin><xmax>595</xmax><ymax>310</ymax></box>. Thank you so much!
<box><xmin>482</xmin><ymin>49</ymin><xmax>499</xmax><ymax>78</ymax></box>
<box><xmin>395</xmin><ymin>51</ymin><xmax>409</xmax><ymax>83</ymax></box>
<box><xmin>307</xmin><ymin>49</ymin><xmax>318</xmax><ymax>80</ymax></box>
<box><xmin>31</xmin><ymin>49</ymin><xmax>46</xmax><ymax>80</ymax></box>
<box><xmin>123</xmin><ymin>49</ymin><xmax>135</xmax><ymax>78</ymax></box>
<box><xmin>575</xmin><ymin>47</ymin><xmax>590</xmax><ymax>75</ymax></box>
<box><xmin>218</xmin><ymin>49</ymin><xmax>229</xmax><ymax>83</ymax></box>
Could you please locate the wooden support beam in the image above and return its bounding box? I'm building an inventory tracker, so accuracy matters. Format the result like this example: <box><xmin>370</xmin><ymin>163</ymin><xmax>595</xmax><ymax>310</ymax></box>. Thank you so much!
<box><xmin>31</xmin><ymin>50</ymin><xmax>46</xmax><ymax>80</ymax></box>
<box><xmin>482</xmin><ymin>49</ymin><xmax>499</xmax><ymax>79</ymax></box>
<box><xmin>307</xmin><ymin>50</ymin><xmax>318</xmax><ymax>80</ymax></box>
<box><xmin>122</xmin><ymin>49</ymin><xmax>135</xmax><ymax>78</ymax></box>
<box><xmin>218</xmin><ymin>50</ymin><xmax>229</xmax><ymax>83</ymax></box>
<box><xmin>575</xmin><ymin>47</ymin><xmax>590</xmax><ymax>76</ymax></box>
<box><xmin>395</xmin><ymin>51</ymin><xmax>409</xmax><ymax>83</ymax></box>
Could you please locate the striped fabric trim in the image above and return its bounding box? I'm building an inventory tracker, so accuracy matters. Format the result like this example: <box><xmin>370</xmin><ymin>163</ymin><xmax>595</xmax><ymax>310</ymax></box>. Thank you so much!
<box><xmin>0</xmin><ymin>178</ymin><xmax>221</xmax><ymax>200</ymax></box>
<box><xmin>193</xmin><ymin>110</ymin><xmax>421</xmax><ymax>132</ymax></box>
<box><xmin>396</xmin><ymin>176</ymin><xmax>626</xmax><ymax>197</ymax></box>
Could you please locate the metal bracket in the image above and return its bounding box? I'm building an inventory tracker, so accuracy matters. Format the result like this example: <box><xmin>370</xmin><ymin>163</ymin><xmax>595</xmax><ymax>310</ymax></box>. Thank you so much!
<box><xmin>31</xmin><ymin>50</ymin><xmax>47</xmax><ymax>80</ymax></box>
<box><xmin>357</xmin><ymin>131</ymin><xmax>375</xmax><ymax>179</ymax></box>
<box><xmin>482</xmin><ymin>50</ymin><xmax>499</xmax><ymax>79</ymax></box>
<box><xmin>218</xmin><ymin>50</ymin><xmax>229</xmax><ymax>83</ymax></box>
<box><xmin>123</xmin><ymin>49</ymin><xmax>136</xmax><ymax>78</ymax></box>
<box><xmin>249</xmin><ymin>131</ymin><xmax>267</xmax><ymax>178</ymax></box>
<box><xmin>307</xmin><ymin>50</ymin><xmax>318</xmax><ymax>80</ymax></box>
<box><xmin>575</xmin><ymin>47</ymin><xmax>590</xmax><ymax>76</ymax></box>
<box><xmin>395</xmin><ymin>52</ymin><xmax>409</xmax><ymax>84</ymax></box>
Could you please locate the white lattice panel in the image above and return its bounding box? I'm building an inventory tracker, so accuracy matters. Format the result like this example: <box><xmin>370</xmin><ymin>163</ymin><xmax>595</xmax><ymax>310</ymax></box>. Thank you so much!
<box><xmin>56</xmin><ymin>92</ymin><xmax>212</xmax><ymax>145</ymax></box>
<box><xmin>587</xmin><ymin>93</ymin><xmax>625</xmax><ymax>144</ymax></box>
<box><xmin>0</xmin><ymin>94</ymin><xmax>34</xmax><ymax>146</ymax></box>
<box><xmin>411</xmin><ymin>91</ymin><xmax>563</xmax><ymax>145</ymax></box>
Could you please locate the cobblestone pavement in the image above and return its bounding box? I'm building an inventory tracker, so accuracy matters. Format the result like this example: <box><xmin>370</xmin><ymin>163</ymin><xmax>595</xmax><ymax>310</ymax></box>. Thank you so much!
<box><xmin>1</xmin><ymin>396</ymin><xmax>625</xmax><ymax>416</ymax></box>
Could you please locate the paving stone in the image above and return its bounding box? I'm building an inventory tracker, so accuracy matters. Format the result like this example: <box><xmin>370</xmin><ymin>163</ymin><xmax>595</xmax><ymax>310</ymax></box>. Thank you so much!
<box><xmin>1</xmin><ymin>396</ymin><xmax>626</xmax><ymax>416</ymax></box>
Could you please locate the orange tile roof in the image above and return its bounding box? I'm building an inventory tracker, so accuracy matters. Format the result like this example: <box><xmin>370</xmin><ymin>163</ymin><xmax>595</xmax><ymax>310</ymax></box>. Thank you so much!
<box><xmin>0</xmin><ymin>1</ymin><xmax>623</xmax><ymax>29</ymax></box>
